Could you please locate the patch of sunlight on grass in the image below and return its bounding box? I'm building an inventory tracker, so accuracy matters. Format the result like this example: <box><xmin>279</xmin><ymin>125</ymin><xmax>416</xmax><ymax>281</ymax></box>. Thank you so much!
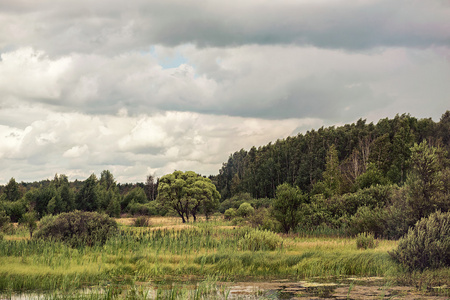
<box><xmin>0</xmin><ymin>257</ymin><xmax>106</xmax><ymax>276</ymax></box>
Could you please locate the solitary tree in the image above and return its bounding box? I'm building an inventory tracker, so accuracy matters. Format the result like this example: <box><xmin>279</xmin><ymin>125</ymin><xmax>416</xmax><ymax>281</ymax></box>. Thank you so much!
<box><xmin>272</xmin><ymin>183</ymin><xmax>307</xmax><ymax>233</ymax></box>
<box><xmin>407</xmin><ymin>141</ymin><xmax>445</xmax><ymax>221</ymax></box>
<box><xmin>19</xmin><ymin>211</ymin><xmax>37</xmax><ymax>239</ymax></box>
<box><xmin>157</xmin><ymin>171</ymin><xmax>220</xmax><ymax>223</ymax></box>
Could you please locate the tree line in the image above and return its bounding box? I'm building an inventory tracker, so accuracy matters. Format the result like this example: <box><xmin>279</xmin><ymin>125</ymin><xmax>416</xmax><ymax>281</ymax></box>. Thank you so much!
<box><xmin>1</xmin><ymin>111</ymin><xmax>449</xmax><ymax>240</ymax></box>
<box><xmin>213</xmin><ymin>112</ymin><xmax>450</xmax><ymax>199</ymax></box>
<box><xmin>212</xmin><ymin>111</ymin><xmax>450</xmax><ymax>238</ymax></box>
<box><xmin>0</xmin><ymin>171</ymin><xmax>159</xmax><ymax>222</ymax></box>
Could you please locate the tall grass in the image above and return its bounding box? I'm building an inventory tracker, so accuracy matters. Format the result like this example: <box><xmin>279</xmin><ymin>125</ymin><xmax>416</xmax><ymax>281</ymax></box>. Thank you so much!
<box><xmin>0</xmin><ymin>217</ymin><xmax>426</xmax><ymax>297</ymax></box>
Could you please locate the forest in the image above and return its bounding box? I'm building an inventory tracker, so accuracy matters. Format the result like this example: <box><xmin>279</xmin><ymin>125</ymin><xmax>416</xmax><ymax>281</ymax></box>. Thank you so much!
<box><xmin>1</xmin><ymin>111</ymin><xmax>450</xmax><ymax>299</ymax></box>
<box><xmin>1</xmin><ymin>111</ymin><xmax>449</xmax><ymax>240</ymax></box>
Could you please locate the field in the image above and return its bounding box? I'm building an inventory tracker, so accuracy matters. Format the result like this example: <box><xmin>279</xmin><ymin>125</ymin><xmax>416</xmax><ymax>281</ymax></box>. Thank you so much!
<box><xmin>1</xmin><ymin>217</ymin><xmax>449</xmax><ymax>299</ymax></box>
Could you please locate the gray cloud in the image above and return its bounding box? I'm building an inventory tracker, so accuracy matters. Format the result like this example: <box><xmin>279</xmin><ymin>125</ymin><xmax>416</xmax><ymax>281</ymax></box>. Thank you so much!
<box><xmin>1</xmin><ymin>45</ymin><xmax>449</xmax><ymax>123</ymax></box>
<box><xmin>1</xmin><ymin>0</ymin><xmax>449</xmax><ymax>56</ymax></box>
<box><xmin>0</xmin><ymin>0</ymin><xmax>449</xmax><ymax>183</ymax></box>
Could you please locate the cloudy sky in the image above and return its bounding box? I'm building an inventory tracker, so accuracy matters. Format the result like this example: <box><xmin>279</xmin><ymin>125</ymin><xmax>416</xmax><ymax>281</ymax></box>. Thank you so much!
<box><xmin>0</xmin><ymin>0</ymin><xmax>449</xmax><ymax>184</ymax></box>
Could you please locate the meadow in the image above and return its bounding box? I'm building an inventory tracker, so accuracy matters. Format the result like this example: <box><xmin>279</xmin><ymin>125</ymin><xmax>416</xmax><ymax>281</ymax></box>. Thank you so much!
<box><xmin>0</xmin><ymin>217</ymin><xmax>449</xmax><ymax>299</ymax></box>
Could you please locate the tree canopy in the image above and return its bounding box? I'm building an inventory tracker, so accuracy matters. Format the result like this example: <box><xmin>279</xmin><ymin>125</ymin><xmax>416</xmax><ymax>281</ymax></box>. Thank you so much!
<box><xmin>157</xmin><ymin>171</ymin><xmax>220</xmax><ymax>223</ymax></box>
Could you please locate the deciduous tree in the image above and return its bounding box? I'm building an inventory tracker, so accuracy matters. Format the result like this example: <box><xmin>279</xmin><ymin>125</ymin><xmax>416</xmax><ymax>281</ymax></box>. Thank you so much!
<box><xmin>157</xmin><ymin>171</ymin><xmax>220</xmax><ymax>223</ymax></box>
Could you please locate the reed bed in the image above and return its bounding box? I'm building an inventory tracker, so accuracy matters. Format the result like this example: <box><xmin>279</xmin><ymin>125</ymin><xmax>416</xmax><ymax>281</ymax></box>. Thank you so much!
<box><xmin>0</xmin><ymin>218</ymin><xmax>421</xmax><ymax>297</ymax></box>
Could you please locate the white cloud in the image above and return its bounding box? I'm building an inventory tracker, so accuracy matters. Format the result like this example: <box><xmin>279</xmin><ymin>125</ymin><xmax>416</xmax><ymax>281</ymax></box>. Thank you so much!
<box><xmin>0</xmin><ymin>106</ymin><xmax>316</xmax><ymax>183</ymax></box>
<box><xmin>0</xmin><ymin>48</ymin><xmax>70</xmax><ymax>100</ymax></box>
<box><xmin>63</xmin><ymin>145</ymin><xmax>89</xmax><ymax>158</ymax></box>
<box><xmin>0</xmin><ymin>0</ymin><xmax>448</xmax><ymax>183</ymax></box>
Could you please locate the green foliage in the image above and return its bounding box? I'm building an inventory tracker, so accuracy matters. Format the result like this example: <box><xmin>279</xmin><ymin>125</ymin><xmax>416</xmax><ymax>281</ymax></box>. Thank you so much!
<box><xmin>157</xmin><ymin>171</ymin><xmax>220</xmax><ymax>223</ymax></box>
<box><xmin>134</xmin><ymin>216</ymin><xmax>151</xmax><ymax>227</ymax></box>
<box><xmin>237</xmin><ymin>202</ymin><xmax>254</xmax><ymax>218</ymax></box>
<box><xmin>0</xmin><ymin>199</ymin><xmax>26</xmax><ymax>222</ymax></box>
<box><xmin>355</xmin><ymin>163</ymin><xmax>390</xmax><ymax>189</ymax></box>
<box><xmin>127</xmin><ymin>201</ymin><xmax>159</xmax><ymax>216</ymax></box>
<box><xmin>248</xmin><ymin>207</ymin><xmax>279</xmax><ymax>231</ymax></box>
<box><xmin>311</xmin><ymin>143</ymin><xmax>345</xmax><ymax>197</ymax></box>
<box><xmin>122</xmin><ymin>187</ymin><xmax>147</xmax><ymax>210</ymax></box>
<box><xmin>19</xmin><ymin>211</ymin><xmax>37</xmax><ymax>238</ymax></box>
<box><xmin>356</xmin><ymin>232</ymin><xmax>376</xmax><ymax>250</ymax></box>
<box><xmin>382</xmin><ymin>186</ymin><xmax>413</xmax><ymax>239</ymax></box>
<box><xmin>407</xmin><ymin>141</ymin><xmax>446</xmax><ymax>222</ymax></box>
<box><xmin>105</xmin><ymin>195</ymin><xmax>121</xmax><ymax>217</ymax></box>
<box><xmin>34</xmin><ymin>211</ymin><xmax>118</xmax><ymax>247</ymax></box>
<box><xmin>390</xmin><ymin>211</ymin><xmax>450</xmax><ymax>271</ymax></box>
<box><xmin>223</xmin><ymin>208</ymin><xmax>237</xmax><ymax>220</ymax></box>
<box><xmin>0</xmin><ymin>210</ymin><xmax>10</xmax><ymax>231</ymax></box>
<box><xmin>348</xmin><ymin>206</ymin><xmax>386</xmax><ymax>237</ymax></box>
<box><xmin>215</xmin><ymin>112</ymin><xmax>450</xmax><ymax>201</ymax></box>
<box><xmin>237</xmin><ymin>229</ymin><xmax>283</xmax><ymax>251</ymax></box>
<box><xmin>3</xmin><ymin>177</ymin><xmax>21</xmax><ymax>202</ymax></box>
<box><xmin>218</xmin><ymin>193</ymin><xmax>253</xmax><ymax>213</ymax></box>
<box><xmin>273</xmin><ymin>183</ymin><xmax>306</xmax><ymax>233</ymax></box>
<box><xmin>321</xmin><ymin>144</ymin><xmax>344</xmax><ymax>196</ymax></box>
<box><xmin>76</xmin><ymin>174</ymin><xmax>99</xmax><ymax>212</ymax></box>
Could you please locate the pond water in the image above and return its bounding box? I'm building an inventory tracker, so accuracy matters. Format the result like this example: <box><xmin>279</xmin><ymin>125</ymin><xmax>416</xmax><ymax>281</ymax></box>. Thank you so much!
<box><xmin>5</xmin><ymin>277</ymin><xmax>450</xmax><ymax>299</ymax></box>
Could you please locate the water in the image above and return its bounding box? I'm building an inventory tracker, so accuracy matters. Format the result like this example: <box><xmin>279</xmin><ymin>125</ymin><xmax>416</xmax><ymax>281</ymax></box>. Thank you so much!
<box><xmin>3</xmin><ymin>278</ymin><xmax>450</xmax><ymax>299</ymax></box>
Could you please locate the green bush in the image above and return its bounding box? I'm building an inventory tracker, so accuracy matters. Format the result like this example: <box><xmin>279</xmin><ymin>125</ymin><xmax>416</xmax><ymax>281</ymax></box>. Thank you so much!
<box><xmin>356</xmin><ymin>232</ymin><xmax>376</xmax><ymax>250</ymax></box>
<box><xmin>348</xmin><ymin>206</ymin><xmax>386</xmax><ymax>237</ymax></box>
<box><xmin>0</xmin><ymin>210</ymin><xmax>10</xmax><ymax>231</ymax></box>
<box><xmin>238</xmin><ymin>229</ymin><xmax>283</xmax><ymax>251</ymax></box>
<box><xmin>224</xmin><ymin>208</ymin><xmax>237</xmax><ymax>220</ymax></box>
<box><xmin>134</xmin><ymin>216</ymin><xmax>151</xmax><ymax>227</ymax></box>
<box><xmin>248</xmin><ymin>207</ymin><xmax>279</xmax><ymax>231</ymax></box>
<box><xmin>237</xmin><ymin>202</ymin><xmax>254</xmax><ymax>218</ymax></box>
<box><xmin>34</xmin><ymin>210</ymin><xmax>118</xmax><ymax>247</ymax></box>
<box><xmin>127</xmin><ymin>201</ymin><xmax>159</xmax><ymax>216</ymax></box>
<box><xmin>218</xmin><ymin>193</ymin><xmax>253</xmax><ymax>213</ymax></box>
<box><xmin>390</xmin><ymin>211</ymin><xmax>450</xmax><ymax>271</ymax></box>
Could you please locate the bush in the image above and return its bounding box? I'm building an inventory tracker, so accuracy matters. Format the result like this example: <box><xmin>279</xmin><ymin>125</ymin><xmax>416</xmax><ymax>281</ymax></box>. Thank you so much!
<box><xmin>134</xmin><ymin>216</ymin><xmax>151</xmax><ymax>227</ymax></box>
<box><xmin>218</xmin><ymin>193</ymin><xmax>253</xmax><ymax>213</ymax></box>
<box><xmin>248</xmin><ymin>208</ymin><xmax>279</xmax><ymax>231</ymax></box>
<box><xmin>237</xmin><ymin>202</ymin><xmax>254</xmax><ymax>218</ymax></box>
<box><xmin>231</xmin><ymin>216</ymin><xmax>246</xmax><ymax>226</ymax></box>
<box><xmin>356</xmin><ymin>232</ymin><xmax>376</xmax><ymax>249</ymax></box>
<box><xmin>390</xmin><ymin>211</ymin><xmax>450</xmax><ymax>271</ymax></box>
<box><xmin>34</xmin><ymin>211</ymin><xmax>118</xmax><ymax>247</ymax></box>
<box><xmin>348</xmin><ymin>206</ymin><xmax>386</xmax><ymax>237</ymax></box>
<box><xmin>238</xmin><ymin>229</ymin><xmax>283</xmax><ymax>251</ymax></box>
<box><xmin>0</xmin><ymin>210</ymin><xmax>10</xmax><ymax>231</ymax></box>
<box><xmin>224</xmin><ymin>208</ymin><xmax>237</xmax><ymax>220</ymax></box>
<box><xmin>127</xmin><ymin>201</ymin><xmax>159</xmax><ymax>216</ymax></box>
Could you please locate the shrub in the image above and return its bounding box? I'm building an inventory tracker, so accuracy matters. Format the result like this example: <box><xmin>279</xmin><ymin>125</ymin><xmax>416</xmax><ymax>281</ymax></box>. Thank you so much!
<box><xmin>390</xmin><ymin>211</ymin><xmax>450</xmax><ymax>271</ymax></box>
<box><xmin>34</xmin><ymin>210</ymin><xmax>118</xmax><ymax>247</ymax></box>
<box><xmin>237</xmin><ymin>202</ymin><xmax>254</xmax><ymax>218</ymax></box>
<box><xmin>231</xmin><ymin>216</ymin><xmax>246</xmax><ymax>226</ymax></box>
<box><xmin>348</xmin><ymin>206</ymin><xmax>386</xmax><ymax>237</ymax></box>
<box><xmin>127</xmin><ymin>201</ymin><xmax>159</xmax><ymax>216</ymax></box>
<box><xmin>218</xmin><ymin>193</ymin><xmax>253</xmax><ymax>213</ymax></box>
<box><xmin>238</xmin><ymin>229</ymin><xmax>283</xmax><ymax>251</ymax></box>
<box><xmin>224</xmin><ymin>208</ymin><xmax>237</xmax><ymax>220</ymax></box>
<box><xmin>134</xmin><ymin>216</ymin><xmax>151</xmax><ymax>227</ymax></box>
<box><xmin>248</xmin><ymin>207</ymin><xmax>279</xmax><ymax>231</ymax></box>
<box><xmin>356</xmin><ymin>232</ymin><xmax>376</xmax><ymax>249</ymax></box>
<box><xmin>0</xmin><ymin>210</ymin><xmax>10</xmax><ymax>231</ymax></box>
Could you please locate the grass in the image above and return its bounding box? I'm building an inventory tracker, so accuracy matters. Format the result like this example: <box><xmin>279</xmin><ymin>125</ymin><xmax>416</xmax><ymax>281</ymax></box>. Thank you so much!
<box><xmin>1</xmin><ymin>216</ymin><xmax>449</xmax><ymax>298</ymax></box>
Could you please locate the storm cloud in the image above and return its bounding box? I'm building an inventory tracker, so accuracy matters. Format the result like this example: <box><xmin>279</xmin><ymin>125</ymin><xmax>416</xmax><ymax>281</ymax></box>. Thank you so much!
<box><xmin>0</xmin><ymin>0</ymin><xmax>449</xmax><ymax>183</ymax></box>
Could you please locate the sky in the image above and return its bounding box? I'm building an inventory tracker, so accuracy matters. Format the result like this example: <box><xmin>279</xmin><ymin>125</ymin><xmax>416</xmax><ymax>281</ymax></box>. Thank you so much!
<box><xmin>0</xmin><ymin>0</ymin><xmax>449</xmax><ymax>184</ymax></box>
